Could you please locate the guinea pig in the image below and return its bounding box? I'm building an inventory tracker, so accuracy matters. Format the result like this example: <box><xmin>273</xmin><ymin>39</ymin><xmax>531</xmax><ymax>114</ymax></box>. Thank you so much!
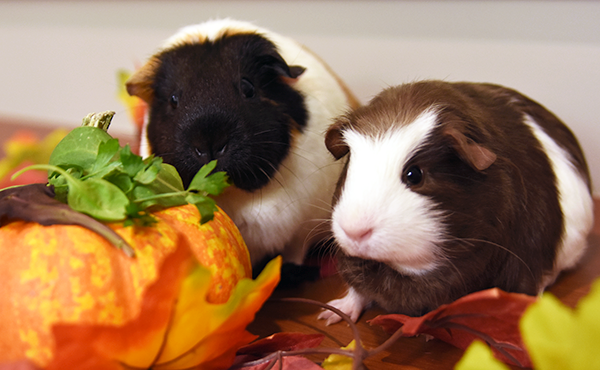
<box><xmin>126</xmin><ymin>19</ymin><xmax>360</xmax><ymax>267</ymax></box>
<box><xmin>319</xmin><ymin>80</ymin><xmax>594</xmax><ymax>325</ymax></box>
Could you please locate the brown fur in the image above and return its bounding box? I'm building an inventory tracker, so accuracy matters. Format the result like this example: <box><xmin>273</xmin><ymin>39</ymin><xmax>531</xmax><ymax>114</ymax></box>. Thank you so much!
<box><xmin>327</xmin><ymin>80</ymin><xmax>590</xmax><ymax>316</ymax></box>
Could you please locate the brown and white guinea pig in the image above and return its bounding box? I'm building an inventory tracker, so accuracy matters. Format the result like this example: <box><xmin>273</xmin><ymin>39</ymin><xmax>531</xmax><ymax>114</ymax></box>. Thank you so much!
<box><xmin>319</xmin><ymin>80</ymin><xmax>594</xmax><ymax>325</ymax></box>
<box><xmin>126</xmin><ymin>19</ymin><xmax>360</xmax><ymax>266</ymax></box>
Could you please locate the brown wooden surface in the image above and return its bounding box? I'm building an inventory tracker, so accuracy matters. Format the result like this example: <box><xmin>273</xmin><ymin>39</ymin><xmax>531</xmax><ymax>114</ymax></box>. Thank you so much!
<box><xmin>1</xmin><ymin>116</ymin><xmax>598</xmax><ymax>369</ymax></box>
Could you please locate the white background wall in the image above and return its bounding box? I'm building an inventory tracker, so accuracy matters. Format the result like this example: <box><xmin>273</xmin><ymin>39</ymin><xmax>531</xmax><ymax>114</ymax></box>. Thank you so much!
<box><xmin>1</xmin><ymin>1</ymin><xmax>599</xmax><ymax>195</ymax></box>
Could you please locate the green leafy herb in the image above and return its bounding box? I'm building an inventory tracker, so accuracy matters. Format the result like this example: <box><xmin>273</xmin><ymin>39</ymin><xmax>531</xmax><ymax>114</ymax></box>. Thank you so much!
<box><xmin>13</xmin><ymin>111</ymin><xmax>230</xmax><ymax>227</ymax></box>
<box><xmin>48</xmin><ymin>112</ymin><xmax>115</xmax><ymax>171</ymax></box>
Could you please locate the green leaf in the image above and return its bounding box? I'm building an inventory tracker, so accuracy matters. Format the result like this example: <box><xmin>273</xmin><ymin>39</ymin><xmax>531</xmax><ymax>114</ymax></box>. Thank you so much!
<box><xmin>48</xmin><ymin>126</ymin><xmax>113</xmax><ymax>173</ymax></box>
<box><xmin>188</xmin><ymin>160</ymin><xmax>230</xmax><ymax>196</ymax></box>
<box><xmin>187</xmin><ymin>193</ymin><xmax>218</xmax><ymax>224</ymax></box>
<box><xmin>153</xmin><ymin>163</ymin><xmax>185</xmax><ymax>192</ymax></box>
<box><xmin>19</xmin><ymin>115</ymin><xmax>230</xmax><ymax>227</ymax></box>
<box><xmin>132</xmin><ymin>185</ymin><xmax>159</xmax><ymax>209</ymax></box>
<box><xmin>85</xmin><ymin>161</ymin><xmax>123</xmax><ymax>181</ymax></box>
<box><xmin>133</xmin><ymin>158</ymin><xmax>162</xmax><ymax>184</ymax></box>
<box><xmin>124</xmin><ymin>202</ymin><xmax>157</xmax><ymax>227</ymax></box>
<box><xmin>120</xmin><ymin>144</ymin><xmax>145</xmax><ymax>177</ymax></box>
<box><xmin>92</xmin><ymin>138</ymin><xmax>120</xmax><ymax>174</ymax></box>
<box><xmin>14</xmin><ymin>164</ymin><xmax>128</xmax><ymax>221</ymax></box>
<box><xmin>66</xmin><ymin>178</ymin><xmax>128</xmax><ymax>221</ymax></box>
<box><xmin>454</xmin><ymin>341</ymin><xmax>510</xmax><ymax>370</ymax></box>
<box><xmin>194</xmin><ymin>159</ymin><xmax>217</xmax><ymax>180</ymax></box>
<box><xmin>104</xmin><ymin>172</ymin><xmax>134</xmax><ymax>194</ymax></box>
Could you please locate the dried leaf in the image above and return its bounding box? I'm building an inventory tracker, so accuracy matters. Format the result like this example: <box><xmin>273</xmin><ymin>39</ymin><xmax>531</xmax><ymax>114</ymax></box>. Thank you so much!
<box><xmin>369</xmin><ymin>288</ymin><xmax>536</xmax><ymax>368</ymax></box>
<box><xmin>239</xmin><ymin>356</ymin><xmax>324</xmax><ymax>370</ymax></box>
<box><xmin>237</xmin><ymin>333</ymin><xmax>325</xmax><ymax>356</ymax></box>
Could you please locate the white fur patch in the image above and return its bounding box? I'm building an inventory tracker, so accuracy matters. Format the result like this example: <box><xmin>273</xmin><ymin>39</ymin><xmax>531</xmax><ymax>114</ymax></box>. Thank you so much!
<box><xmin>318</xmin><ymin>286</ymin><xmax>370</xmax><ymax>325</ymax></box>
<box><xmin>332</xmin><ymin>109</ymin><xmax>447</xmax><ymax>275</ymax></box>
<box><xmin>523</xmin><ymin>115</ymin><xmax>594</xmax><ymax>290</ymax></box>
<box><xmin>162</xmin><ymin>18</ymin><xmax>266</xmax><ymax>50</ymax></box>
<box><xmin>149</xmin><ymin>18</ymin><xmax>355</xmax><ymax>265</ymax></box>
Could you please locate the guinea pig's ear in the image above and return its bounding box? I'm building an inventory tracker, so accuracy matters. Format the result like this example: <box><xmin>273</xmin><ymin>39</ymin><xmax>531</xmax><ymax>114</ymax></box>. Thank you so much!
<box><xmin>325</xmin><ymin>117</ymin><xmax>351</xmax><ymax>160</ymax></box>
<box><xmin>278</xmin><ymin>65</ymin><xmax>306</xmax><ymax>85</ymax></box>
<box><xmin>261</xmin><ymin>50</ymin><xmax>306</xmax><ymax>81</ymax></box>
<box><xmin>444</xmin><ymin>127</ymin><xmax>497</xmax><ymax>171</ymax></box>
<box><xmin>272</xmin><ymin>61</ymin><xmax>306</xmax><ymax>82</ymax></box>
<box><xmin>287</xmin><ymin>65</ymin><xmax>306</xmax><ymax>79</ymax></box>
<box><xmin>125</xmin><ymin>57</ymin><xmax>160</xmax><ymax>104</ymax></box>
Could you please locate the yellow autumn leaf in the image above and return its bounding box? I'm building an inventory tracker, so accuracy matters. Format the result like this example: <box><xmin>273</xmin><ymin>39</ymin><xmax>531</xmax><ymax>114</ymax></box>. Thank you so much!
<box><xmin>322</xmin><ymin>340</ymin><xmax>356</xmax><ymax>370</ymax></box>
<box><xmin>520</xmin><ymin>278</ymin><xmax>600</xmax><ymax>370</ymax></box>
<box><xmin>454</xmin><ymin>341</ymin><xmax>510</xmax><ymax>370</ymax></box>
<box><xmin>112</xmin><ymin>256</ymin><xmax>282</xmax><ymax>370</ymax></box>
<box><xmin>154</xmin><ymin>256</ymin><xmax>282</xmax><ymax>369</ymax></box>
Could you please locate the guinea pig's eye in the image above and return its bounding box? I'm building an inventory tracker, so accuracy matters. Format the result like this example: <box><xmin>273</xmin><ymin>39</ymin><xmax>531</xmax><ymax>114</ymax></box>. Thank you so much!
<box><xmin>240</xmin><ymin>78</ymin><xmax>255</xmax><ymax>99</ymax></box>
<box><xmin>403</xmin><ymin>165</ymin><xmax>423</xmax><ymax>187</ymax></box>
<box><xmin>169</xmin><ymin>94</ymin><xmax>179</xmax><ymax>109</ymax></box>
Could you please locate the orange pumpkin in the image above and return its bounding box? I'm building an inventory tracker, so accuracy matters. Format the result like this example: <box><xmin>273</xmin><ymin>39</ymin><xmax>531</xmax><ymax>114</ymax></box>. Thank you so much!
<box><xmin>0</xmin><ymin>204</ymin><xmax>252</xmax><ymax>367</ymax></box>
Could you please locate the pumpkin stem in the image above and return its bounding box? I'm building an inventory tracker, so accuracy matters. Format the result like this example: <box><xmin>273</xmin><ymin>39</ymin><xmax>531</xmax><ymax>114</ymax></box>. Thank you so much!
<box><xmin>81</xmin><ymin>111</ymin><xmax>115</xmax><ymax>132</ymax></box>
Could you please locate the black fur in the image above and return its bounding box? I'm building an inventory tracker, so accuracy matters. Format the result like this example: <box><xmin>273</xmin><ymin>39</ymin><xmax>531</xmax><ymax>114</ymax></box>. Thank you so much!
<box><xmin>147</xmin><ymin>33</ymin><xmax>307</xmax><ymax>190</ymax></box>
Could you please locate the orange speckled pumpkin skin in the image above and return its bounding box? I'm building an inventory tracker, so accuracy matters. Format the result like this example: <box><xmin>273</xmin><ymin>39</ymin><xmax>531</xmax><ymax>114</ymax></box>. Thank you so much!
<box><xmin>0</xmin><ymin>204</ymin><xmax>251</xmax><ymax>366</ymax></box>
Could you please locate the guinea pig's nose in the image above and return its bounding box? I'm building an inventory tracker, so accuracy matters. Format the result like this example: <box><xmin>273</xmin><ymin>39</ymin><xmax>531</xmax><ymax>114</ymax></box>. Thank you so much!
<box><xmin>342</xmin><ymin>225</ymin><xmax>373</xmax><ymax>244</ymax></box>
<box><xmin>194</xmin><ymin>140</ymin><xmax>228</xmax><ymax>166</ymax></box>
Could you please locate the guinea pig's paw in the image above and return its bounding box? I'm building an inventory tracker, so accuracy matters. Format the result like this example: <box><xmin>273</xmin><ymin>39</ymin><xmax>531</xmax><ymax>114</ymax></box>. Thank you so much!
<box><xmin>318</xmin><ymin>287</ymin><xmax>369</xmax><ymax>325</ymax></box>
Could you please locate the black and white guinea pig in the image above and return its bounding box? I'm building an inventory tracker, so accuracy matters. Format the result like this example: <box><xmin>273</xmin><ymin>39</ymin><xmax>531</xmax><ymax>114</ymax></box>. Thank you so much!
<box><xmin>319</xmin><ymin>80</ymin><xmax>594</xmax><ymax>324</ymax></box>
<box><xmin>126</xmin><ymin>19</ymin><xmax>360</xmax><ymax>266</ymax></box>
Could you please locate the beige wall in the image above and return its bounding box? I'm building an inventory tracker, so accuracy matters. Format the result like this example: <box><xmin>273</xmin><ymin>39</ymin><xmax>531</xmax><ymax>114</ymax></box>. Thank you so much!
<box><xmin>1</xmin><ymin>1</ymin><xmax>599</xmax><ymax>195</ymax></box>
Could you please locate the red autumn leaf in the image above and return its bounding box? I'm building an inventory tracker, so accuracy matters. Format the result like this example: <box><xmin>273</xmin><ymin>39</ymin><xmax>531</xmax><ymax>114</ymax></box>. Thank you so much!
<box><xmin>237</xmin><ymin>333</ymin><xmax>325</xmax><ymax>356</ymax></box>
<box><xmin>231</xmin><ymin>333</ymin><xmax>325</xmax><ymax>369</ymax></box>
<box><xmin>369</xmin><ymin>288</ymin><xmax>536</xmax><ymax>368</ymax></box>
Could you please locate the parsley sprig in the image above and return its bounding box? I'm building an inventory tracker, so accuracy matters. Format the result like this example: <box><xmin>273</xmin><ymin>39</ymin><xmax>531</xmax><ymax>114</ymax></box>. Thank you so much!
<box><xmin>14</xmin><ymin>111</ymin><xmax>230</xmax><ymax>226</ymax></box>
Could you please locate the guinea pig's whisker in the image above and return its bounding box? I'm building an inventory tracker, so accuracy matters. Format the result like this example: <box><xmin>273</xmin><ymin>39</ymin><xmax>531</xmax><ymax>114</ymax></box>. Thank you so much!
<box><xmin>287</xmin><ymin>151</ymin><xmax>324</xmax><ymax>172</ymax></box>
<box><xmin>276</xmin><ymin>162</ymin><xmax>309</xmax><ymax>193</ymax></box>
<box><xmin>252</xmin><ymin>141</ymin><xmax>289</xmax><ymax>147</ymax></box>
<box><xmin>451</xmin><ymin>236</ymin><xmax>536</xmax><ymax>282</ymax></box>
<box><xmin>257</xmin><ymin>166</ymin><xmax>276</xmax><ymax>186</ymax></box>
<box><xmin>303</xmin><ymin>218</ymin><xmax>332</xmax><ymax>240</ymax></box>
<box><xmin>323</xmin><ymin>239</ymin><xmax>341</xmax><ymax>261</ymax></box>
<box><xmin>306</xmin><ymin>201</ymin><xmax>334</xmax><ymax>214</ymax></box>
<box><xmin>249</xmin><ymin>160</ymin><xmax>297</xmax><ymax>206</ymax></box>
<box><xmin>252</xmin><ymin>128</ymin><xmax>279</xmax><ymax>137</ymax></box>
<box><xmin>435</xmin><ymin>251</ymin><xmax>468</xmax><ymax>293</ymax></box>
<box><xmin>443</xmin><ymin>210</ymin><xmax>492</xmax><ymax>228</ymax></box>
